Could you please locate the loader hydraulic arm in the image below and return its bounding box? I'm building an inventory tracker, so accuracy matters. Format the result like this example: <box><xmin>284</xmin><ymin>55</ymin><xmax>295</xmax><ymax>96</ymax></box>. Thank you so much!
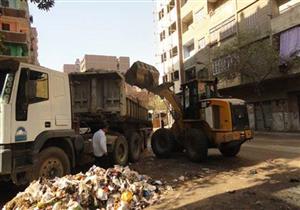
<box><xmin>125</xmin><ymin>61</ymin><xmax>183</xmax><ymax>123</ymax></box>
<box><xmin>150</xmin><ymin>82</ymin><xmax>183</xmax><ymax>121</ymax></box>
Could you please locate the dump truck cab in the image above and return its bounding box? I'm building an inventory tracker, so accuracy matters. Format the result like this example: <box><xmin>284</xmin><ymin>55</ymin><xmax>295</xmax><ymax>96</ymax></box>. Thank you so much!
<box><xmin>0</xmin><ymin>59</ymin><xmax>152</xmax><ymax>185</ymax></box>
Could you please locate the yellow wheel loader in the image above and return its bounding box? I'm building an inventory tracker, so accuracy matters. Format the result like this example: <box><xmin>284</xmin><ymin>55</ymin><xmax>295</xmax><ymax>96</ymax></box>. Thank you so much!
<box><xmin>125</xmin><ymin>61</ymin><xmax>253</xmax><ymax>162</ymax></box>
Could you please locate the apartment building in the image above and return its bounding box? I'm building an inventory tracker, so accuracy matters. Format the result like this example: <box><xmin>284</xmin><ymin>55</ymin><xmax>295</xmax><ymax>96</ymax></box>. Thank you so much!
<box><xmin>80</xmin><ymin>55</ymin><xmax>130</xmax><ymax>73</ymax></box>
<box><xmin>155</xmin><ymin>0</ymin><xmax>181</xmax><ymax>93</ymax></box>
<box><xmin>156</xmin><ymin>0</ymin><xmax>300</xmax><ymax>131</ymax></box>
<box><xmin>30</xmin><ymin>27</ymin><xmax>39</xmax><ymax>65</ymax></box>
<box><xmin>63</xmin><ymin>59</ymin><xmax>81</xmax><ymax>74</ymax></box>
<box><xmin>63</xmin><ymin>55</ymin><xmax>130</xmax><ymax>74</ymax></box>
<box><xmin>0</xmin><ymin>0</ymin><xmax>37</xmax><ymax>63</ymax></box>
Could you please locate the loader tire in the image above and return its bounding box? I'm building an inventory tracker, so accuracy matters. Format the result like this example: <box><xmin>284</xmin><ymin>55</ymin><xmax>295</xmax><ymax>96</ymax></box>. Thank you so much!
<box><xmin>185</xmin><ymin>129</ymin><xmax>208</xmax><ymax>162</ymax></box>
<box><xmin>151</xmin><ymin>128</ymin><xmax>174</xmax><ymax>158</ymax></box>
<box><xmin>128</xmin><ymin>132</ymin><xmax>142</xmax><ymax>163</ymax></box>
<box><xmin>113</xmin><ymin>135</ymin><xmax>129</xmax><ymax>166</ymax></box>
<box><xmin>34</xmin><ymin>147</ymin><xmax>71</xmax><ymax>180</ymax></box>
<box><xmin>219</xmin><ymin>143</ymin><xmax>241</xmax><ymax>157</ymax></box>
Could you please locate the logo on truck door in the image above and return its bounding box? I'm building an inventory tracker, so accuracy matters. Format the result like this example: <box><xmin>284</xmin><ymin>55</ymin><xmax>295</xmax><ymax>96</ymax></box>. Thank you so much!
<box><xmin>15</xmin><ymin>127</ymin><xmax>27</xmax><ymax>142</ymax></box>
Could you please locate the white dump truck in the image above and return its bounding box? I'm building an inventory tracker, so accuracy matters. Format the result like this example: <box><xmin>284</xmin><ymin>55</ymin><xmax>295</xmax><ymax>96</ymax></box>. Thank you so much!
<box><xmin>0</xmin><ymin>59</ymin><xmax>153</xmax><ymax>185</ymax></box>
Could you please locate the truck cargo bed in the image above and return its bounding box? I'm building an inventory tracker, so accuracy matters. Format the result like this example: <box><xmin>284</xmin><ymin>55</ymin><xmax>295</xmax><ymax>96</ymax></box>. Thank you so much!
<box><xmin>69</xmin><ymin>70</ymin><xmax>149</xmax><ymax>124</ymax></box>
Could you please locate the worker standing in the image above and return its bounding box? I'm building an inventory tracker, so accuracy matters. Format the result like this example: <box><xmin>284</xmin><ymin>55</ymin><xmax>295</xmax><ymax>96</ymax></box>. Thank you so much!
<box><xmin>92</xmin><ymin>122</ymin><xmax>109</xmax><ymax>168</ymax></box>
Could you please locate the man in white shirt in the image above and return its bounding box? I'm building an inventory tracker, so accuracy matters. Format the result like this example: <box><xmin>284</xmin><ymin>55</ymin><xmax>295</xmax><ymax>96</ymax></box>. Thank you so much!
<box><xmin>92</xmin><ymin>122</ymin><xmax>109</xmax><ymax>168</ymax></box>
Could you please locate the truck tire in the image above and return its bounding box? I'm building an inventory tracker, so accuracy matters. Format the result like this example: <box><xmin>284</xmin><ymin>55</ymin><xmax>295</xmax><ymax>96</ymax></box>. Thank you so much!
<box><xmin>151</xmin><ymin>128</ymin><xmax>174</xmax><ymax>158</ymax></box>
<box><xmin>128</xmin><ymin>132</ymin><xmax>142</xmax><ymax>163</ymax></box>
<box><xmin>185</xmin><ymin>129</ymin><xmax>208</xmax><ymax>162</ymax></box>
<box><xmin>112</xmin><ymin>135</ymin><xmax>129</xmax><ymax>166</ymax></box>
<box><xmin>34</xmin><ymin>147</ymin><xmax>71</xmax><ymax>180</ymax></box>
<box><xmin>219</xmin><ymin>143</ymin><xmax>241</xmax><ymax>157</ymax></box>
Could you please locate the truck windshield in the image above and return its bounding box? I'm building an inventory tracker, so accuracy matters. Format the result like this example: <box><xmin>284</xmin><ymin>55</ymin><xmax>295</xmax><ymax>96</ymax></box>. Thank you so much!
<box><xmin>0</xmin><ymin>71</ymin><xmax>15</xmax><ymax>104</ymax></box>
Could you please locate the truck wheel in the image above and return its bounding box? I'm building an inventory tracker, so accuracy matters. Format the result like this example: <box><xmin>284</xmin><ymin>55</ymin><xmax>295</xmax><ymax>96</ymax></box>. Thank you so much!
<box><xmin>151</xmin><ymin>128</ymin><xmax>174</xmax><ymax>158</ymax></box>
<box><xmin>185</xmin><ymin>129</ymin><xmax>208</xmax><ymax>162</ymax></box>
<box><xmin>219</xmin><ymin>143</ymin><xmax>241</xmax><ymax>157</ymax></box>
<box><xmin>113</xmin><ymin>135</ymin><xmax>129</xmax><ymax>166</ymax></box>
<box><xmin>34</xmin><ymin>147</ymin><xmax>70</xmax><ymax>180</ymax></box>
<box><xmin>128</xmin><ymin>132</ymin><xmax>142</xmax><ymax>163</ymax></box>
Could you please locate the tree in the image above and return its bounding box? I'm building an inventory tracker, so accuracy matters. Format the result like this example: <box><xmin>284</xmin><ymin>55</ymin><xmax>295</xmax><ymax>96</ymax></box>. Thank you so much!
<box><xmin>212</xmin><ymin>31</ymin><xmax>282</xmax><ymax>130</ymax></box>
<box><xmin>27</xmin><ymin>0</ymin><xmax>55</xmax><ymax>11</ymax></box>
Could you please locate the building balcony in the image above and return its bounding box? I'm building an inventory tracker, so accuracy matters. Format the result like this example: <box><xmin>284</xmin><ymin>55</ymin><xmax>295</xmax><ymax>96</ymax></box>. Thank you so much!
<box><xmin>0</xmin><ymin>7</ymin><xmax>26</xmax><ymax>18</ymax></box>
<box><xmin>0</xmin><ymin>55</ymin><xmax>29</xmax><ymax>63</ymax></box>
<box><xmin>182</xmin><ymin>26</ymin><xmax>194</xmax><ymax>43</ymax></box>
<box><xmin>1</xmin><ymin>31</ymin><xmax>27</xmax><ymax>43</ymax></box>
<box><xmin>271</xmin><ymin>3</ymin><xmax>300</xmax><ymax>34</ymax></box>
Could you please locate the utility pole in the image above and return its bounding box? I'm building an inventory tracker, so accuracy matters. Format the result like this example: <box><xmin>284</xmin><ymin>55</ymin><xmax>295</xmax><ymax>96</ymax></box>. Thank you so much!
<box><xmin>176</xmin><ymin>0</ymin><xmax>185</xmax><ymax>85</ymax></box>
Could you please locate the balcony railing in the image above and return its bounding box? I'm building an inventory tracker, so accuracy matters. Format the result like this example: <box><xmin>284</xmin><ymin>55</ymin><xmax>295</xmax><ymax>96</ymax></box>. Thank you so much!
<box><xmin>271</xmin><ymin>3</ymin><xmax>300</xmax><ymax>34</ymax></box>
<box><xmin>0</xmin><ymin>7</ymin><xmax>26</xmax><ymax>18</ymax></box>
<box><xmin>1</xmin><ymin>31</ymin><xmax>27</xmax><ymax>43</ymax></box>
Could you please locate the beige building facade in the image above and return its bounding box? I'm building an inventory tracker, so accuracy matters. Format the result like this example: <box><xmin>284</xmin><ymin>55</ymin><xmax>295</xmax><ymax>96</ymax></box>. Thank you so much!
<box><xmin>63</xmin><ymin>55</ymin><xmax>130</xmax><ymax>74</ymax></box>
<box><xmin>80</xmin><ymin>55</ymin><xmax>130</xmax><ymax>73</ymax></box>
<box><xmin>156</xmin><ymin>0</ymin><xmax>300</xmax><ymax>131</ymax></box>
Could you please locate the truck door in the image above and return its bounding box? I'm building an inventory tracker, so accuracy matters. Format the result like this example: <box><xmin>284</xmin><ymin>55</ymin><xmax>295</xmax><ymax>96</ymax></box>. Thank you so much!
<box><xmin>12</xmin><ymin>68</ymin><xmax>51</xmax><ymax>143</ymax></box>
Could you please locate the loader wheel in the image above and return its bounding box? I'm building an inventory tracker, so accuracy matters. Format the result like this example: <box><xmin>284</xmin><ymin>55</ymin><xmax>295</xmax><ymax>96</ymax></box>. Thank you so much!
<box><xmin>113</xmin><ymin>135</ymin><xmax>129</xmax><ymax>166</ymax></box>
<box><xmin>151</xmin><ymin>128</ymin><xmax>174</xmax><ymax>158</ymax></box>
<box><xmin>34</xmin><ymin>147</ymin><xmax>71</xmax><ymax>180</ymax></box>
<box><xmin>185</xmin><ymin>129</ymin><xmax>208</xmax><ymax>162</ymax></box>
<box><xmin>128</xmin><ymin>132</ymin><xmax>142</xmax><ymax>163</ymax></box>
<box><xmin>219</xmin><ymin>143</ymin><xmax>241</xmax><ymax>157</ymax></box>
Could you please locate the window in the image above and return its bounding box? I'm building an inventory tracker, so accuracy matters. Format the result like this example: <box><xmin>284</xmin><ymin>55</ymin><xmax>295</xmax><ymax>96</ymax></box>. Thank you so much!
<box><xmin>195</xmin><ymin>8</ymin><xmax>205</xmax><ymax>22</ymax></box>
<box><xmin>16</xmin><ymin>69</ymin><xmax>27</xmax><ymax>121</ymax></box>
<box><xmin>169</xmin><ymin>46</ymin><xmax>178</xmax><ymax>58</ymax></box>
<box><xmin>185</xmin><ymin>67</ymin><xmax>196</xmax><ymax>81</ymax></box>
<box><xmin>29</xmin><ymin>70</ymin><xmax>49</xmax><ymax>102</ymax></box>
<box><xmin>171</xmin><ymin>70</ymin><xmax>179</xmax><ymax>81</ymax></box>
<box><xmin>209</xmin><ymin>16</ymin><xmax>236</xmax><ymax>45</ymax></box>
<box><xmin>161</xmin><ymin>52</ymin><xmax>167</xmax><ymax>63</ymax></box>
<box><xmin>2</xmin><ymin>23</ymin><xmax>10</xmax><ymax>31</ymax></box>
<box><xmin>182</xmin><ymin>12</ymin><xmax>193</xmax><ymax>33</ymax></box>
<box><xmin>181</xmin><ymin>0</ymin><xmax>188</xmax><ymax>7</ymax></box>
<box><xmin>160</xmin><ymin>31</ymin><xmax>166</xmax><ymax>41</ymax></box>
<box><xmin>159</xmin><ymin>9</ymin><xmax>164</xmax><ymax>20</ymax></box>
<box><xmin>16</xmin><ymin>69</ymin><xmax>49</xmax><ymax>121</ymax></box>
<box><xmin>183</xmin><ymin>40</ymin><xmax>195</xmax><ymax>59</ymax></box>
<box><xmin>168</xmin><ymin>22</ymin><xmax>176</xmax><ymax>35</ymax></box>
<box><xmin>212</xmin><ymin>54</ymin><xmax>235</xmax><ymax>75</ymax></box>
<box><xmin>167</xmin><ymin>0</ymin><xmax>175</xmax><ymax>12</ymax></box>
<box><xmin>0</xmin><ymin>0</ymin><xmax>9</xmax><ymax>7</ymax></box>
<box><xmin>163</xmin><ymin>75</ymin><xmax>168</xmax><ymax>83</ymax></box>
<box><xmin>2</xmin><ymin>47</ymin><xmax>11</xmax><ymax>56</ymax></box>
<box><xmin>198</xmin><ymin>38</ymin><xmax>206</xmax><ymax>50</ymax></box>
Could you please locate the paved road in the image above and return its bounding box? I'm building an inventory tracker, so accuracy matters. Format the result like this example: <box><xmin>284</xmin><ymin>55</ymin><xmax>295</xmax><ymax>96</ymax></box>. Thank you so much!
<box><xmin>1</xmin><ymin>133</ymin><xmax>300</xmax><ymax>209</ymax></box>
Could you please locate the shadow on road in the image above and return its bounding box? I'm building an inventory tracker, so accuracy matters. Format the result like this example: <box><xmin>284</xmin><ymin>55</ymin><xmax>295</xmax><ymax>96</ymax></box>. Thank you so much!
<box><xmin>161</xmin><ymin>165</ymin><xmax>300</xmax><ymax>210</ymax></box>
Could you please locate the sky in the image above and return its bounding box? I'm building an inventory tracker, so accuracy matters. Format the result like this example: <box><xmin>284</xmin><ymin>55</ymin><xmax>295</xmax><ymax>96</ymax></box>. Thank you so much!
<box><xmin>29</xmin><ymin>0</ymin><xmax>157</xmax><ymax>71</ymax></box>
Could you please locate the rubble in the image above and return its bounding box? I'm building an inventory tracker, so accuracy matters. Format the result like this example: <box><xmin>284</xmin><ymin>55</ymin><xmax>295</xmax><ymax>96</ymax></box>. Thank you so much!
<box><xmin>3</xmin><ymin>166</ymin><xmax>167</xmax><ymax>210</ymax></box>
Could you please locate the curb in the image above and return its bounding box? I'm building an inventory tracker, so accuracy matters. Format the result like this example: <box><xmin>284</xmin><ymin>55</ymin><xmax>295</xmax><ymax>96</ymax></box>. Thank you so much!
<box><xmin>254</xmin><ymin>131</ymin><xmax>300</xmax><ymax>137</ymax></box>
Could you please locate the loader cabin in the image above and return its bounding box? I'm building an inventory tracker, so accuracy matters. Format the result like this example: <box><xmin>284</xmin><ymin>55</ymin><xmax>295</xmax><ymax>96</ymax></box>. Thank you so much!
<box><xmin>181</xmin><ymin>79</ymin><xmax>220</xmax><ymax>120</ymax></box>
<box><xmin>181</xmin><ymin>79</ymin><xmax>250</xmax><ymax>132</ymax></box>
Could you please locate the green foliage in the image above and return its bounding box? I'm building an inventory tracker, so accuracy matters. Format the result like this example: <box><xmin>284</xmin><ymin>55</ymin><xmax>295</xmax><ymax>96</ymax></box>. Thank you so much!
<box><xmin>213</xmin><ymin>31</ymin><xmax>280</xmax><ymax>86</ymax></box>
<box><xmin>26</xmin><ymin>0</ymin><xmax>55</xmax><ymax>11</ymax></box>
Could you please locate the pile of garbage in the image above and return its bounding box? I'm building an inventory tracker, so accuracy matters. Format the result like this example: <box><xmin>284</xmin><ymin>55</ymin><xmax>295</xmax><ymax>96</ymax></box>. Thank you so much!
<box><xmin>4</xmin><ymin>166</ymin><xmax>166</xmax><ymax>210</ymax></box>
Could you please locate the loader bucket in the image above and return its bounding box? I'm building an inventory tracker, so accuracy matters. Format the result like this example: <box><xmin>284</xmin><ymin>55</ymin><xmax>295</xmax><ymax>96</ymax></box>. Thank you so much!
<box><xmin>125</xmin><ymin>61</ymin><xmax>159</xmax><ymax>90</ymax></box>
